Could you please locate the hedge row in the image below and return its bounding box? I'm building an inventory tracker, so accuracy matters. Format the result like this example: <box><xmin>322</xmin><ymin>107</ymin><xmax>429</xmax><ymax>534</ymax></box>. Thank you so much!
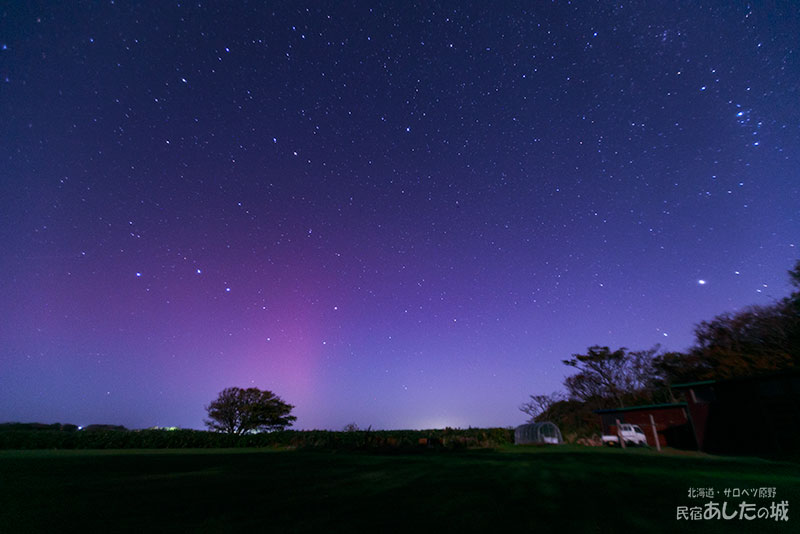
<box><xmin>0</xmin><ymin>427</ymin><xmax>514</xmax><ymax>450</ymax></box>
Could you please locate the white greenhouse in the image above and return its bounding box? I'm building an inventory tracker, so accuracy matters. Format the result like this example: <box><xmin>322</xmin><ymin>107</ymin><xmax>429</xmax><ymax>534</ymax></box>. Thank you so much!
<box><xmin>514</xmin><ymin>421</ymin><xmax>563</xmax><ymax>445</ymax></box>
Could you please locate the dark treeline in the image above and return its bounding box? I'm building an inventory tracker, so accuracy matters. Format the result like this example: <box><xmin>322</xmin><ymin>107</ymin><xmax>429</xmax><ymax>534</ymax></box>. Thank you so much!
<box><xmin>0</xmin><ymin>425</ymin><xmax>514</xmax><ymax>451</ymax></box>
<box><xmin>523</xmin><ymin>261</ymin><xmax>800</xmax><ymax>439</ymax></box>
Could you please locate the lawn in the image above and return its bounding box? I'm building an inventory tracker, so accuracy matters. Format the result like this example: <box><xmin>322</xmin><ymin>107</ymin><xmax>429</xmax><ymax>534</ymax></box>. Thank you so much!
<box><xmin>1</xmin><ymin>446</ymin><xmax>797</xmax><ymax>533</ymax></box>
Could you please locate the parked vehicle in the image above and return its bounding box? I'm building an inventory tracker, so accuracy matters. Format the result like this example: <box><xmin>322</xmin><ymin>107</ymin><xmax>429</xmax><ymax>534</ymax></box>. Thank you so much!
<box><xmin>602</xmin><ymin>424</ymin><xmax>648</xmax><ymax>447</ymax></box>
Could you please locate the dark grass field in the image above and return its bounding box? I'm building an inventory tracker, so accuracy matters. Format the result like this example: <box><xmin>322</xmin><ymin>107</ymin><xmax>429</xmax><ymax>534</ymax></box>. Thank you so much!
<box><xmin>1</xmin><ymin>446</ymin><xmax>797</xmax><ymax>533</ymax></box>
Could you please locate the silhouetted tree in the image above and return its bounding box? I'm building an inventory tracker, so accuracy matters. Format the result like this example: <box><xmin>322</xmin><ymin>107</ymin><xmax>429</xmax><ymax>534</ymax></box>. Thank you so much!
<box><xmin>669</xmin><ymin>261</ymin><xmax>800</xmax><ymax>381</ymax></box>
<box><xmin>646</xmin><ymin>261</ymin><xmax>800</xmax><ymax>384</ymax></box>
<box><xmin>519</xmin><ymin>392</ymin><xmax>564</xmax><ymax>422</ymax></box>
<box><xmin>536</xmin><ymin>399</ymin><xmax>603</xmax><ymax>437</ymax></box>
<box><xmin>687</xmin><ymin>305</ymin><xmax>794</xmax><ymax>378</ymax></box>
<box><xmin>562</xmin><ymin>345</ymin><xmax>661</xmax><ymax>407</ymax></box>
<box><xmin>652</xmin><ymin>350</ymin><xmax>700</xmax><ymax>391</ymax></box>
<box><xmin>205</xmin><ymin>387</ymin><xmax>296</xmax><ymax>434</ymax></box>
<box><xmin>789</xmin><ymin>260</ymin><xmax>800</xmax><ymax>294</ymax></box>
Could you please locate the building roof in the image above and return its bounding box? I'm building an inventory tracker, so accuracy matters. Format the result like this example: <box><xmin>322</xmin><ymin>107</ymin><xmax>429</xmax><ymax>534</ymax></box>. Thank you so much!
<box><xmin>593</xmin><ymin>402</ymin><xmax>687</xmax><ymax>414</ymax></box>
<box><xmin>671</xmin><ymin>379</ymin><xmax>716</xmax><ymax>389</ymax></box>
<box><xmin>672</xmin><ymin>368</ymin><xmax>800</xmax><ymax>389</ymax></box>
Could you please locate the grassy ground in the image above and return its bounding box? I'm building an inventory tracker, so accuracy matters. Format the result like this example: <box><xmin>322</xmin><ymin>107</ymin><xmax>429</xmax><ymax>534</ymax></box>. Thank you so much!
<box><xmin>1</xmin><ymin>446</ymin><xmax>797</xmax><ymax>533</ymax></box>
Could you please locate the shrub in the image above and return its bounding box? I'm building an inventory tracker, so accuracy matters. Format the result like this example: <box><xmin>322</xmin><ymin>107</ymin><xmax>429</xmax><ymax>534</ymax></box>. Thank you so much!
<box><xmin>0</xmin><ymin>426</ymin><xmax>516</xmax><ymax>450</ymax></box>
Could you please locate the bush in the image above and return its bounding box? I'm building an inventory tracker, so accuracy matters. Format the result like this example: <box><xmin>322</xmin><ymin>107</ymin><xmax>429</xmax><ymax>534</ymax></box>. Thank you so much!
<box><xmin>0</xmin><ymin>426</ymin><xmax>515</xmax><ymax>450</ymax></box>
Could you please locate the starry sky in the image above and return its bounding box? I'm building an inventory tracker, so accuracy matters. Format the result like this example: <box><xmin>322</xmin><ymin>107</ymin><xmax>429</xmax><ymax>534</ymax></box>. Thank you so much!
<box><xmin>1</xmin><ymin>1</ymin><xmax>798</xmax><ymax>431</ymax></box>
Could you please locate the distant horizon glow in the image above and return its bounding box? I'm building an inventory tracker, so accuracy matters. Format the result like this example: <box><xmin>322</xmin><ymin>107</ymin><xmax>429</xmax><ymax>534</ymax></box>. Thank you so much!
<box><xmin>1</xmin><ymin>2</ymin><xmax>797</xmax><ymax>431</ymax></box>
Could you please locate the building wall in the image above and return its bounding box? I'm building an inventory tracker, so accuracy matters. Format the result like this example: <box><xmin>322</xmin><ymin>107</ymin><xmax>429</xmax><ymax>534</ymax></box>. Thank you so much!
<box><xmin>684</xmin><ymin>372</ymin><xmax>800</xmax><ymax>455</ymax></box>
<box><xmin>684</xmin><ymin>386</ymin><xmax>713</xmax><ymax>450</ymax></box>
<box><xmin>600</xmin><ymin>406</ymin><xmax>694</xmax><ymax>448</ymax></box>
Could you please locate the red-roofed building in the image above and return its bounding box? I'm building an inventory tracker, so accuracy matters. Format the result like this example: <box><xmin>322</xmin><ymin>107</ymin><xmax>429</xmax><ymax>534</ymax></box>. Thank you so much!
<box><xmin>595</xmin><ymin>403</ymin><xmax>695</xmax><ymax>449</ymax></box>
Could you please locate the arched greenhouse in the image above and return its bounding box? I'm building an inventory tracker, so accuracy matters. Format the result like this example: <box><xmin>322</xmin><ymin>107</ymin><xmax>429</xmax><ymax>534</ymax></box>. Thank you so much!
<box><xmin>514</xmin><ymin>421</ymin><xmax>563</xmax><ymax>445</ymax></box>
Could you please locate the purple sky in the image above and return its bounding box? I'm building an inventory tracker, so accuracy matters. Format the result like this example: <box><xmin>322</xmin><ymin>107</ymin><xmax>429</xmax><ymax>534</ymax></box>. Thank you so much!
<box><xmin>1</xmin><ymin>2</ymin><xmax>798</xmax><ymax>430</ymax></box>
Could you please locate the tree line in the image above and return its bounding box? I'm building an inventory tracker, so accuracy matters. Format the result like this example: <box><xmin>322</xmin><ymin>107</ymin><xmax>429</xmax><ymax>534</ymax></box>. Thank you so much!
<box><xmin>203</xmin><ymin>262</ymin><xmax>799</xmax><ymax>438</ymax></box>
<box><xmin>521</xmin><ymin>260</ymin><xmax>800</xmax><ymax>437</ymax></box>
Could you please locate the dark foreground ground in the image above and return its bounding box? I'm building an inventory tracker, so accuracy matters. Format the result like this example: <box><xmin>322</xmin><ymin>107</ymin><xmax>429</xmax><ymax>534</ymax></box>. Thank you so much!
<box><xmin>1</xmin><ymin>446</ymin><xmax>797</xmax><ymax>533</ymax></box>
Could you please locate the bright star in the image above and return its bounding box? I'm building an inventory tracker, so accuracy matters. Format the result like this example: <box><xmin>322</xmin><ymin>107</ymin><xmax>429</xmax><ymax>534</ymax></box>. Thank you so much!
<box><xmin>698</xmin><ymin>279</ymin><xmax>706</xmax><ymax>285</ymax></box>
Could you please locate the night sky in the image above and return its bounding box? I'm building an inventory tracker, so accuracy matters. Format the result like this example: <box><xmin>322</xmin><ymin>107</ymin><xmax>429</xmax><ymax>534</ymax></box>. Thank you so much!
<box><xmin>1</xmin><ymin>1</ymin><xmax>798</xmax><ymax>431</ymax></box>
